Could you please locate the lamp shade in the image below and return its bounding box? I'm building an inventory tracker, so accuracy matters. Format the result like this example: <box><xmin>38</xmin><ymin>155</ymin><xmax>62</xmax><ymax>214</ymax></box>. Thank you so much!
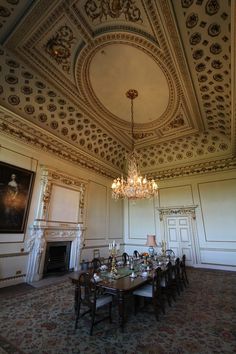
<box><xmin>146</xmin><ymin>235</ymin><xmax>157</xmax><ymax>247</ymax></box>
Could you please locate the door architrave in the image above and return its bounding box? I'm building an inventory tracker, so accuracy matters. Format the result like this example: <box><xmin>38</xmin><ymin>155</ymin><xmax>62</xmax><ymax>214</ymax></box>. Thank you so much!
<box><xmin>156</xmin><ymin>205</ymin><xmax>199</xmax><ymax>265</ymax></box>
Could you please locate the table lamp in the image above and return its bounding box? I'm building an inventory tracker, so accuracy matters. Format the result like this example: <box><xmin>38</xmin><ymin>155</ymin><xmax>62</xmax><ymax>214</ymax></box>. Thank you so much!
<box><xmin>146</xmin><ymin>235</ymin><xmax>157</xmax><ymax>256</ymax></box>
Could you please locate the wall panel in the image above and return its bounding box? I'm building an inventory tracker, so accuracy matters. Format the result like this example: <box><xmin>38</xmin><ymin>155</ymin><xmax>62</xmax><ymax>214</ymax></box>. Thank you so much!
<box><xmin>86</xmin><ymin>181</ymin><xmax>107</xmax><ymax>240</ymax></box>
<box><xmin>128</xmin><ymin>199</ymin><xmax>156</xmax><ymax>239</ymax></box>
<box><xmin>198</xmin><ymin>179</ymin><xmax>236</xmax><ymax>242</ymax></box>
<box><xmin>159</xmin><ymin>185</ymin><xmax>193</xmax><ymax>206</ymax></box>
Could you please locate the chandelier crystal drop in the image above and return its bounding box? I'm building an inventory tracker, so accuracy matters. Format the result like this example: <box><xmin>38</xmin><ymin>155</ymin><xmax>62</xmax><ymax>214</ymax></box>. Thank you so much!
<box><xmin>111</xmin><ymin>89</ymin><xmax>158</xmax><ymax>200</ymax></box>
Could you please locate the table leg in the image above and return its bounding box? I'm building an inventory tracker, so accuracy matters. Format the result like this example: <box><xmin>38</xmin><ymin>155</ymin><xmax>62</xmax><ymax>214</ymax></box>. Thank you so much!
<box><xmin>74</xmin><ymin>283</ymin><xmax>79</xmax><ymax>312</ymax></box>
<box><xmin>118</xmin><ymin>292</ymin><xmax>125</xmax><ymax>332</ymax></box>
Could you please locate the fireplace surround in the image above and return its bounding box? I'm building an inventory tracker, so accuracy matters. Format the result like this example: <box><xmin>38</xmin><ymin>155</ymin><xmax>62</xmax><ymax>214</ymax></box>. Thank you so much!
<box><xmin>26</xmin><ymin>166</ymin><xmax>86</xmax><ymax>282</ymax></box>
<box><xmin>26</xmin><ymin>220</ymin><xmax>84</xmax><ymax>282</ymax></box>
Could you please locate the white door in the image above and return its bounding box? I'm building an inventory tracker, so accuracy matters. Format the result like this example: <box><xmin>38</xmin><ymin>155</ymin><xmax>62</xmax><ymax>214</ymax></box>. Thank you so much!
<box><xmin>165</xmin><ymin>216</ymin><xmax>195</xmax><ymax>266</ymax></box>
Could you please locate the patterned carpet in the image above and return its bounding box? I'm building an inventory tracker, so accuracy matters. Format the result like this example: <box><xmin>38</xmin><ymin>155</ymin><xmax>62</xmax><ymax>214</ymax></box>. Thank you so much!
<box><xmin>0</xmin><ymin>268</ymin><xmax>236</xmax><ymax>354</ymax></box>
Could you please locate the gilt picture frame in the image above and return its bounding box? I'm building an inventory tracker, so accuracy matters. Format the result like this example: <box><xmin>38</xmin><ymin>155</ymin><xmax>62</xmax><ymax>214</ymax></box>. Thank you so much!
<box><xmin>0</xmin><ymin>161</ymin><xmax>35</xmax><ymax>233</ymax></box>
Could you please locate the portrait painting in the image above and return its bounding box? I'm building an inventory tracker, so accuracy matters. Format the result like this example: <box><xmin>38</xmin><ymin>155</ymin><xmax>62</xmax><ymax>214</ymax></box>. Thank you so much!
<box><xmin>0</xmin><ymin>161</ymin><xmax>35</xmax><ymax>233</ymax></box>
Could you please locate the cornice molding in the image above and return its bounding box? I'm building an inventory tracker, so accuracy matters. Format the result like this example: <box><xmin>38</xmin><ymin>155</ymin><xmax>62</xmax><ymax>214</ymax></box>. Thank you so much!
<box><xmin>1</xmin><ymin>108</ymin><xmax>236</xmax><ymax>181</ymax></box>
<box><xmin>0</xmin><ymin>109</ymin><xmax>120</xmax><ymax>179</ymax></box>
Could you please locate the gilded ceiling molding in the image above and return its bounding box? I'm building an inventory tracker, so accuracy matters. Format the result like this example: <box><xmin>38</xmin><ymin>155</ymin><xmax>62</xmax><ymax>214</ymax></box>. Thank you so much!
<box><xmin>84</xmin><ymin>0</ymin><xmax>143</xmax><ymax>23</ymax></box>
<box><xmin>151</xmin><ymin>156</ymin><xmax>236</xmax><ymax>181</ymax></box>
<box><xmin>5</xmin><ymin>2</ymin><xmax>90</xmax><ymax>101</ymax></box>
<box><xmin>156</xmin><ymin>205</ymin><xmax>198</xmax><ymax>221</ymax></box>
<box><xmin>0</xmin><ymin>113</ymin><xmax>120</xmax><ymax>180</ymax></box>
<box><xmin>0</xmin><ymin>49</ymin><xmax>127</xmax><ymax>170</ymax></box>
<box><xmin>137</xmin><ymin>131</ymin><xmax>231</xmax><ymax>170</ymax></box>
<box><xmin>169</xmin><ymin>0</ymin><xmax>231</xmax><ymax>138</ymax></box>
<box><xmin>75</xmin><ymin>34</ymin><xmax>180</xmax><ymax>130</ymax></box>
<box><xmin>156</xmin><ymin>0</ymin><xmax>203</xmax><ymax>127</ymax></box>
<box><xmin>1</xmin><ymin>112</ymin><xmax>235</xmax><ymax>182</ymax></box>
<box><xmin>44</xmin><ymin>25</ymin><xmax>76</xmax><ymax>73</ymax></box>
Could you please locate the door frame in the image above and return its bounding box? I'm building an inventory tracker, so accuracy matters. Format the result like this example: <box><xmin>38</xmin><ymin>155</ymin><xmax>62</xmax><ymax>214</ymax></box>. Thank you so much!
<box><xmin>156</xmin><ymin>205</ymin><xmax>199</xmax><ymax>266</ymax></box>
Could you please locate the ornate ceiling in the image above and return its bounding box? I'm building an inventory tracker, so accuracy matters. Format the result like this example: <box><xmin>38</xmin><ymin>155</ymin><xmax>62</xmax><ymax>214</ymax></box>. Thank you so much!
<box><xmin>0</xmin><ymin>0</ymin><xmax>236</xmax><ymax>180</ymax></box>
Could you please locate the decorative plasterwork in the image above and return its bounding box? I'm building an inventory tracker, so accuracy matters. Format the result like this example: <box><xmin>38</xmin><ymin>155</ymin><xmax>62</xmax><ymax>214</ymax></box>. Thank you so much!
<box><xmin>84</xmin><ymin>0</ymin><xmax>143</xmax><ymax>23</ymax></box>
<box><xmin>26</xmin><ymin>220</ymin><xmax>85</xmax><ymax>282</ymax></box>
<box><xmin>0</xmin><ymin>110</ymin><xmax>121</xmax><ymax>179</ymax></box>
<box><xmin>170</xmin><ymin>0</ymin><xmax>231</xmax><ymax>137</ymax></box>
<box><xmin>0</xmin><ymin>0</ymin><xmax>235</xmax><ymax>178</ymax></box>
<box><xmin>156</xmin><ymin>205</ymin><xmax>198</xmax><ymax>221</ymax></box>
<box><xmin>150</xmin><ymin>157</ymin><xmax>236</xmax><ymax>180</ymax></box>
<box><xmin>1</xmin><ymin>108</ymin><xmax>236</xmax><ymax>181</ymax></box>
<box><xmin>75</xmin><ymin>35</ymin><xmax>180</xmax><ymax>131</ymax></box>
<box><xmin>26</xmin><ymin>165</ymin><xmax>87</xmax><ymax>282</ymax></box>
<box><xmin>37</xmin><ymin>166</ymin><xmax>87</xmax><ymax>221</ymax></box>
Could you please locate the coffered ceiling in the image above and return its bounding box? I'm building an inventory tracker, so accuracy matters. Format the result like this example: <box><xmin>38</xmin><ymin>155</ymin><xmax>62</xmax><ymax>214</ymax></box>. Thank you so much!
<box><xmin>0</xmin><ymin>0</ymin><xmax>236</xmax><ymax>180</ymax></box>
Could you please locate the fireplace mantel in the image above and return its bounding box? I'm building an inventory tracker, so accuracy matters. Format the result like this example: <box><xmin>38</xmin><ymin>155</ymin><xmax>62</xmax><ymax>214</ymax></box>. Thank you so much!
<box><xmin>26</xmin><ymin>166</ymin><xmax>87</xmax><ymax>283</ymax></box>
<box><xmin>26</xmin><ymin>219</ymin><xmax>85</xmax><ymax>282</ymax></box>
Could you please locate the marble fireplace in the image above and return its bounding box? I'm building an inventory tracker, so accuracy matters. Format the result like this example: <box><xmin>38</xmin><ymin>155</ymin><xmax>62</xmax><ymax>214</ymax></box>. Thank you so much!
<box><xmin>26</xmin><ymin>166</ymin><xmax>86</xmax><ymax>282</ymax></box>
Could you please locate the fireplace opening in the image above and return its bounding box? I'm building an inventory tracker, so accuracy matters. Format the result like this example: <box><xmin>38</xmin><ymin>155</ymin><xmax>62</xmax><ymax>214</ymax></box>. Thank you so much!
<box><xmin>43</xmin><ymin>241</ymin><xmax>72</xmax><ymax>276</ymax></box>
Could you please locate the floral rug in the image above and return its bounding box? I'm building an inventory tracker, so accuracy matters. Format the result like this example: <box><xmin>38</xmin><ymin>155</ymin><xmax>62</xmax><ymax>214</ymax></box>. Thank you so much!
<box><xmin>0</xmin><ymin>268</ymin><xmax>236</xmax><ymax>354</ymax></box>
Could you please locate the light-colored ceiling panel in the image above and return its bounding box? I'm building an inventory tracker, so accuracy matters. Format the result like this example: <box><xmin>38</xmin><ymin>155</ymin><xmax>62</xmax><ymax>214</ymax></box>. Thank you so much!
<box><xmin>89</xmin><ymin>43</ymin><xmax>169</xmax><ymax>123</ymax></box>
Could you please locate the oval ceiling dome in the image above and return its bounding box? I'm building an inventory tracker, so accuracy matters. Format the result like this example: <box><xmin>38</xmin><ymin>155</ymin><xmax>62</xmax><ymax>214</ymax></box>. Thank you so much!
<box><xmin>89</xmin><ymin>43</ymin><xmax>170</xmax><ymax>124</ymax></box>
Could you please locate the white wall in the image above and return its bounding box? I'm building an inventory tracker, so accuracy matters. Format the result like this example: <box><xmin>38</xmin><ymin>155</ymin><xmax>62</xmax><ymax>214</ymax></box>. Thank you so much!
<box><xmin>0</xmin><ymin>134</ymin><xmax>123</xmax><ymax>287</ymax></box>
<box><xmin>1</xmin><ymin>134</ymin><xmax>236</xmax><ymax>288</ymax></box>
<box><xmin>124</xmin><ymin>170</ymin><xmax>236</xmax><ymax>271</ymax></box>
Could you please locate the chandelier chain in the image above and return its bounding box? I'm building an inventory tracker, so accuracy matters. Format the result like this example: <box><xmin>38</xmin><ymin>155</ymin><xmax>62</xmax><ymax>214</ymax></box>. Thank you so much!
<box><xmin>131</xmin><ymin>96</ymin><xmax>134</xmax><ymax>149</ymax></box>
<box><xmin>111</xmin><ymin>89</ymin><xmax>158</xmax><ymax>200</ymax></box>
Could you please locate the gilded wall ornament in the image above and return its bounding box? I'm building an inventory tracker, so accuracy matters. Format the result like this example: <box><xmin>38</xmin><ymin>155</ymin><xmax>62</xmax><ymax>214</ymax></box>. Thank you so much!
<box><xmin>44</xmin><ymin>26</ymin><xmax>75</xmax><ymax>73</ymax></box>
<box><xmin>84</xmin><ymin>0</ymin><xmax>142</xmax><ymax>23</ymax></box>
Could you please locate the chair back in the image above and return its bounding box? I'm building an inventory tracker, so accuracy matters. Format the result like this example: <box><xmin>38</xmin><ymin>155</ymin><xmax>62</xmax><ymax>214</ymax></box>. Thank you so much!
<box><xmin>107</xmin><ymin>256</ymin><xmax>112</xmax><ymax>267</ymax></box>
<box><xmin>152</xmin><ymin>267</ymin><xmax>162</xmax><ymax>298</ymax></box>
<box><xmin>165</xmin><ymin>249</ymin><xmax>175</xmax><ymax>258</ymax></box>
<box><xmin>91</xmin><ymin>258</ymin><xmax>101</xmax><ymax>271</ymax></box>
<box><xmin>78</xmin><ymin>272</ymin><xmax>95</xmax><ymax>307</ymax></box>
<box><xmin>174</xmin><ymin>257</ymin><xmax>181</xmax><ymax>277</ymax></box>
<box><xmin>180</xmin><ymin>254</ymin><xmax>189</xmax><ymax>285</ymax></box>
<box><xmin>165</xmin><ymin>261</ymin><xmax>174</xmax><ymax>285</ymax></box>
<box><xmin>133</xmin><ymin>250</ymin><xmax>140</xmax><ymax>258</ymax></box>
<box><xmin>122</xmin><ymin>252</ymin><xmax>129</xmax><ymax>264</ymax></box>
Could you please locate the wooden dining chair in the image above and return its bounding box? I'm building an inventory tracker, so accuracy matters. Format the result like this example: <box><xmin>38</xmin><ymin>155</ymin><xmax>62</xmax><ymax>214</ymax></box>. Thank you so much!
<box><xmin>165</xmin><ymin>249</ymin><xmax>175</xmax><ymax>258</ymax></box>
<box><xmin>180</xmin><ymin>254</ymin><xmax>189</xmax><ymax>287</ymax></box>
<box><xmin>74</xmin><ymin>272</ymin><xmax>113</xmax><ymax>335</ymax></box>
<box><xmin>133</xmin><ymin>267</ymin><xmax>165</xmax><ymax>321</ymax></box>
<box><xmin>107</xmin><ymin>256</ymin><xmax>113</xmax><ymax>268</ymax></box>
<box><xmin>133</xmin><ymin>250</ymin><xmax>140</xmax><ymax>258</ymax></box>
<box><xmin>160</xmin><ymin>261</ymin><xmax>176</xmax><ymax>306</ymax></box>
<box><xmin>122</xmin><ymin>252</ymin><xmax>129</xmax><ymax>265</ymax></box>
<box><xmin>91</xmin><ymin>258</ymin><xmax>101</xmax><ymax>271</ymax></box>
<box><xmin>172</xmin><ymin>257</ymin><xmax>182</xmax><ymax>295</ymax></box>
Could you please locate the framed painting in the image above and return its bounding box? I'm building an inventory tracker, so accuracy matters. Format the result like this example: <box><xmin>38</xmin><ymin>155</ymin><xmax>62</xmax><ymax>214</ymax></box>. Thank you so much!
<box><xmin>0</xmin><ymin>161</ymin><xmax>35</xmax><ymax>233</ymax></box>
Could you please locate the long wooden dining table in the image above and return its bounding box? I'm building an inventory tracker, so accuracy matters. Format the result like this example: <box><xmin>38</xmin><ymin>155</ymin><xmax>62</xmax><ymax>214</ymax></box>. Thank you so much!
<box><xmin>69</xmin><ymin>268</ymin><xmax>151</xmax><ymax>332</ymax></box>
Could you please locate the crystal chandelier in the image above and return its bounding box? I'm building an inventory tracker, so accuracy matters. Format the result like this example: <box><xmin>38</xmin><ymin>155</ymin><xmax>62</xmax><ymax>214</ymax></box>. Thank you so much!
<box><xmin>111</xmin><ymin>89</ymin><xmax>158</xmax><ymax>200</ymax></box>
